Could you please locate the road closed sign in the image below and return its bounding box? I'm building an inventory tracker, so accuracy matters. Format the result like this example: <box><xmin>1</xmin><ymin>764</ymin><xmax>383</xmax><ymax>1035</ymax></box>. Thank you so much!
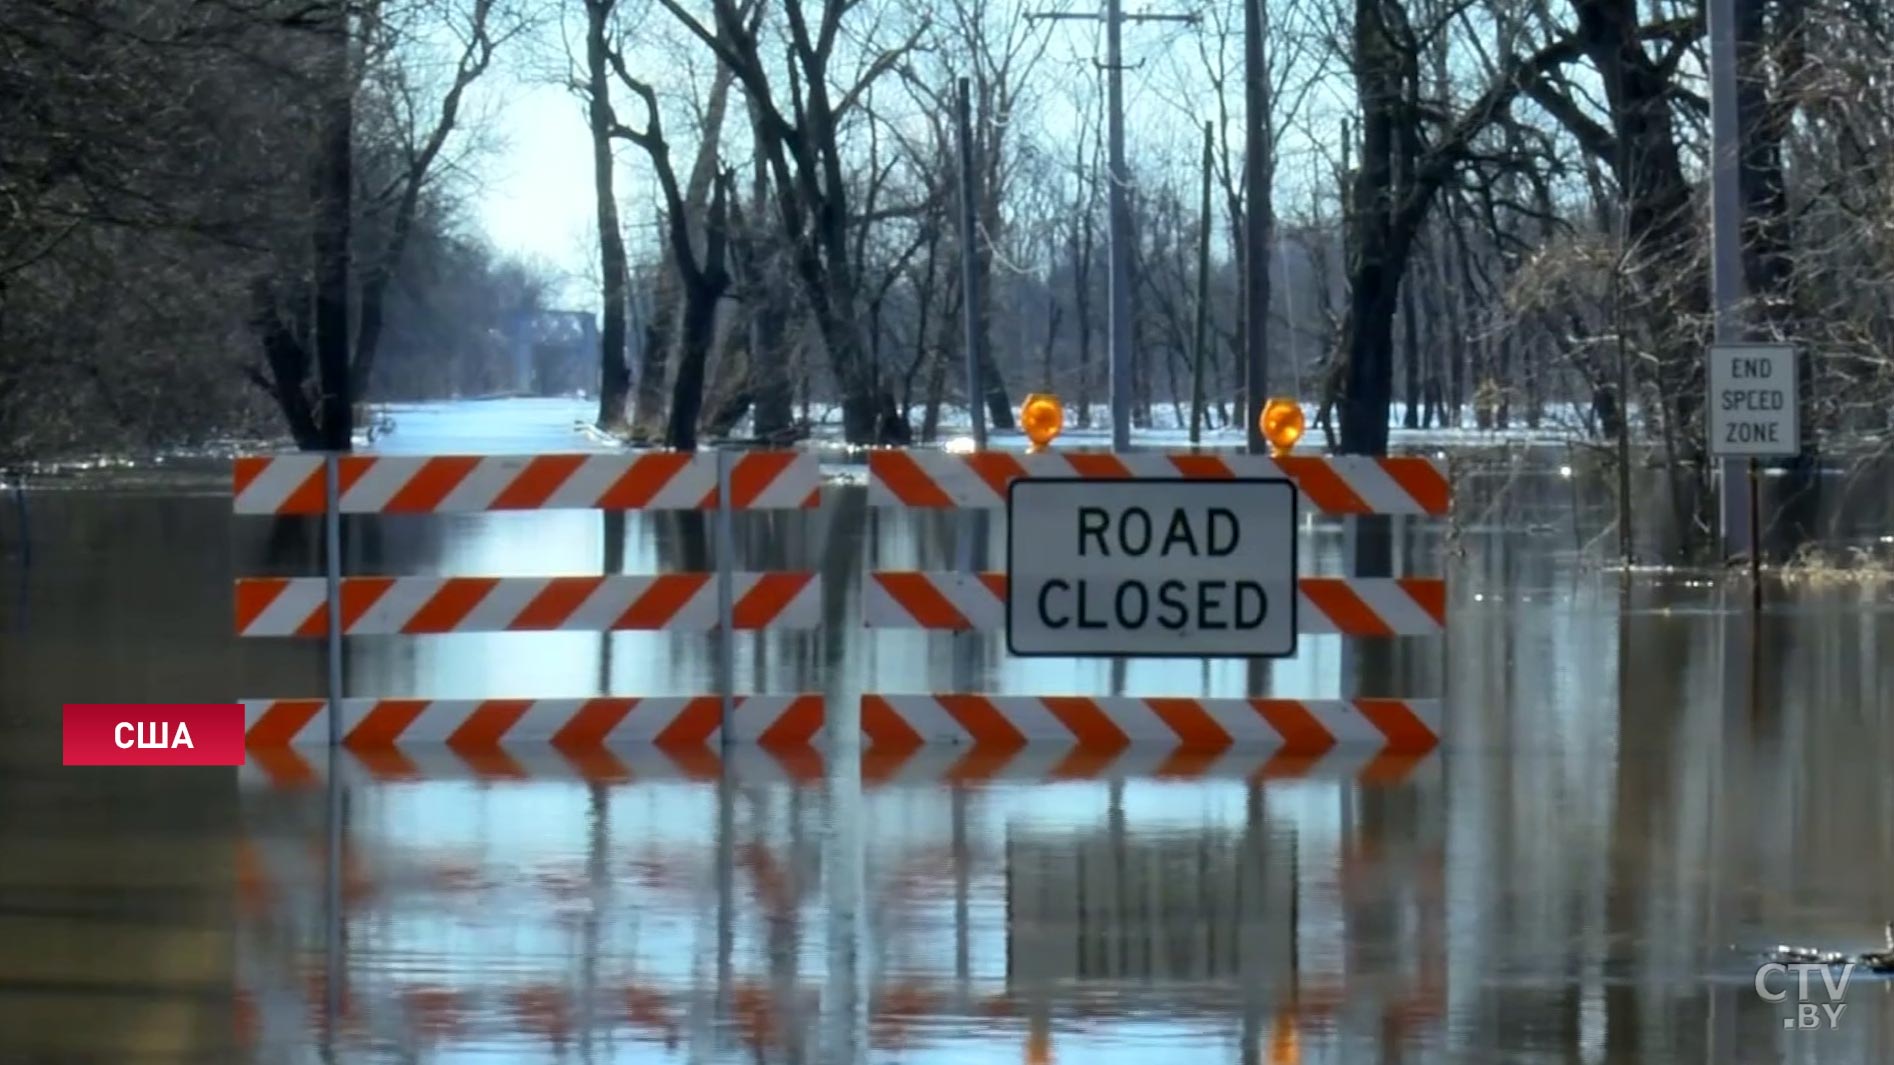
<box><xmin>1005</xmin><ymin>478</ymin><xmax>1298</xmax><ymax>658</ymax></box>
<box><xmin>1710</xmin><ymin>343</ymin><xmax>1799</xmax><ymax>457</ymax></box>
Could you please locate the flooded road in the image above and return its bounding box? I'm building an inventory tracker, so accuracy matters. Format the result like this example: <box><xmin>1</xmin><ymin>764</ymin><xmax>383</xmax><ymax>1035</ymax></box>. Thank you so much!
<box><xmin>5</xmin><ymin>398</ymin><xmax>1894</xmax><ymax>1062</ymax></box>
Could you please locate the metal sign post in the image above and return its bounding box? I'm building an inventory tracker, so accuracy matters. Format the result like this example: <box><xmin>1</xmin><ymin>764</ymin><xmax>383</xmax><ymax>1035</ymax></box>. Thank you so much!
<box><xmin>320</xmin><ymin>451</ymin><xmax>345</xmax><ymax>1053</ymax></box>
<box><xmin>715</xmin><ymin>448</ymin><xmax>736</xmax><ymax>745</ymax></box>
<box><xmin>1708</xmin><ymin>343</ymin><xmax>1799</xmax><ymax>611</ymax></box>
<box><xmin>323</xmin><ymin>453</ymin><xmax>344</xmax><ymax>747</ymax></box>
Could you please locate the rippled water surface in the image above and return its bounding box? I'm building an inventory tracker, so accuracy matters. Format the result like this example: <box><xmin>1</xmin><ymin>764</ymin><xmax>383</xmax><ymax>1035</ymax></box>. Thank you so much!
<box><xmin>4</xmin><ymin>398</ymin><xmax>1894</xmax><ymax>1063</ymax></box>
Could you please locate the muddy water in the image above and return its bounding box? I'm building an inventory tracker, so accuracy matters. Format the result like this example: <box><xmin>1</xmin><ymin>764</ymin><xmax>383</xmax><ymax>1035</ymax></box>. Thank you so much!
<box><xmin>4</xmin><ymin>401</ymin><xmax>1894</xmax><ymax>1062</ymax></box>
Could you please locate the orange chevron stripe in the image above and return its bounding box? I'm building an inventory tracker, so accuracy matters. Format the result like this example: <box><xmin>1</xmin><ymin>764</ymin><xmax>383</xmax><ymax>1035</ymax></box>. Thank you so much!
<box><xmin>1300</xmin><ymin>577</ymin><xmax>1393</xmax><ymax>636</ymax></box>
<box><xmin>937</xmin><ymin>695</ymin><xmax>1029</xmax><ymax>747</ymax></box>
<box><xmin>1353</xmin><ymin>698</ymin><xmax>1440</xmax><ymax>752</ymax></box>
<box><xmin>515</xmin><ymin>576</ymin><xmax>604</xmax><ymax>629</ymax></box>
<box><xmin>245</xmin><ymin>699</ymin><xmax>323</xmax><ymax>745</ymax></box>
<box><xmin>1251</xmin><ymin>699</ymin><xmax>1338</xmax><ymax>755</ymax></box>
<box><xmin>615</xmin><ymin>573</ymin><xmax>710</xmax><ymax>628</ymax></box>
<box><xmin>652</xmin><ymin>696</ymin><xmax>724</xmax><ymax>746</ymax></box>
<box><xmin>1165</xmin><ymin>453</ymin><xmax>1235</xmax><ymax>478</ymax></box>
<box><xmin>1143</xmin><ymin>698</ymin><xmax>1234</xmax><ymax>750</ymax></box>
<box><xmin>875</xmin><ymin>572</ymin><xmax>972</xmax><ymax>628</ymax></box>
<box><xmin>1398</xmin><ymin>576</ymin><xmax>1447</xmax><ymax>626</ymax></box>
<box><xmin>732</xmin><ymin>573</ymin><xmax>810</xmax><ymax>629</ymax></box>
<box><xmin>278</xmin><ymin>463</ymin><xmax>328</xmax><ymax>514</ymax></box>
<box><xmin>337</xmin><ymin>577</ymin><xmax>397</xmax><ymax>634</ymax></box>
<box><xmin>1039</xmin><ymin>696</ymin><xmax>1132</xmax><ymax>750</ymax></box>
<box><xmin>755</xmin><ymin>695</ymin><xmax>824</xmax><ymax>747</ymax></box>
<box><xmin>726</xmin><ymin>452</ymin><xmax>798</xmax><ymax>508</ymax></box>
<box><xmin>1379</xmin><ymin>456</ymin><xmax>1452</xmax><ymax>515</ymax></box>
<box><xmin>383</xmin><ymin>456</ymin><xmax>480</xmax><ymax>512</ymax></box>
<box><xmin>869</xmin><ymin>451</ymin><xmax>955</xmax><ymax>506</ymax></box>
<box><xmin>234</xmin><ymin>578</ymin><xmax>289</xmax><ymax>634</ymax></box>
<box><xmin>597</xmin><ymin>452</ymin><xmax>693</xmax><ymax>508</ymax></box>
<box><xmin>964</xmin><ymin>452</ymin><xmax>1030</xmax><ymax>499</ymax></box>
<box><xmin>1064</xmin><ymin>452</ymin><xmax>1133</xmax><ymax>477</ymax></box>
<box><xmin>550</xmin><ymin>698</ymin><xmax>638</xmax><ymax>746</ymax></box>
<box><xmin>344</xmin><ymin>699</ymin><xmax>431</xmax><ymax>746</ymax></box>
<box><xmin>403</xmin><ymin>578</ymin><xmax>499</xmax><ymax>634</ymax></box>
<box><xmin>1274</xmin><ymin>454</ymin><xmax>1371</xmax><ymax>513</ymax></box>
<box><xmin>446</xmin><ymin>699</ymin><xmax>534</xmax><ymax>747</ymax></box>
<box><xmin>231</xmin><ymin>456</ymin><xmax>268</xmax><ymax>498</ymax></box>
<box><xmin>861</xmin><ymin>695</ymin><xmax>926</xmax><ymax>748</ymax></box>
<box><xmin>491</xmin><ymin>454</ymin><xmax>587</xmax><ymax>509</ymax></box>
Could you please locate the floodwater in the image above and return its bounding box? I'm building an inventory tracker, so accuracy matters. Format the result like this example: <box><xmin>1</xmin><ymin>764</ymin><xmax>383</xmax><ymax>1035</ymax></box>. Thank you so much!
<box><xmin>4</xmin><ymin>398</ymin><xmax>1894</xmax><ymax>1063</ymax></box>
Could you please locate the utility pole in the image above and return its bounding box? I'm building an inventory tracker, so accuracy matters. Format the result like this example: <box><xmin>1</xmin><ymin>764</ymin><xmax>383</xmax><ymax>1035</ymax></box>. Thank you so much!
<box><xmin>1243</xmin><ymin>0</ymin><xmax>1270</xmax><ymax>455</ymax></box>
<box><xmin>1709</xmin><ymin>0</ymin><xmax>1750</xmax><ymax>558</ymax></box>
<box><xmin>1028</xmin><ymin>2</ymin><xmax>1196</xmax><ymax>452</ymax></box>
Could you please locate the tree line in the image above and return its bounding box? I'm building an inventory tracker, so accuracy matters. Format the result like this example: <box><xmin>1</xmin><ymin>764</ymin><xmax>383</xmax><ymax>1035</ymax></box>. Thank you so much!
<box><xmin>8</xmin><ymin>0</ymin><xmax>1893</xmax><ymax>546</ymax></box>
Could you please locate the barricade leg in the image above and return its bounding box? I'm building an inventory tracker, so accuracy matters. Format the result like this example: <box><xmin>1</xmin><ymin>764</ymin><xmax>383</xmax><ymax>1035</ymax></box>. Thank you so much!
<box><xmin>716</xmin><ymin>449</ymin><xmax>736</xmax><ymax>746</ymax></box>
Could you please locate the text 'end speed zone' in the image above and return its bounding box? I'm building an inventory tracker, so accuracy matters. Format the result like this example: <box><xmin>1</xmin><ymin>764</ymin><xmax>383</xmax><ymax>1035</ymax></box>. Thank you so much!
<box><xmin>1709</xmin><ymin>343</ymin><xmax>1799</xmax><ymax>458</ymax></box>
<box><xmin>1005</xmin><ymin>478</ymin><xmax>1298</xmax><ymax>658</ymax></box>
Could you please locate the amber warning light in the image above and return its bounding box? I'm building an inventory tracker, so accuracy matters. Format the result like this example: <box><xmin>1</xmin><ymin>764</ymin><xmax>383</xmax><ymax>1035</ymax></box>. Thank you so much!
<box><xmin>1021</xmin><ymin>393</ymin><xmax>1064</xmax><ymax>451</ymax></box>
<box><xmin>1261</xmin><ymin>397</ymin><xmax>1305</xmax><ymax>456</ymax></box>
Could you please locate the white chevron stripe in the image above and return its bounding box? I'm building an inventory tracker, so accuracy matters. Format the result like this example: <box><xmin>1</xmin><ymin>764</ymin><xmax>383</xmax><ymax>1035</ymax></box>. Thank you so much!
<box><xmin>642</xmin><ymin>458</ymin><xmax>719</xmax><ymax>508</ymax></box>
<box><xmin>234</xmin><ymin>455</ymin><xmax>322</xmax><ymax>513</ymax></box>
<box><xmin>743</xmin><ymin>454</ymin><xmax>823</xmax><ymax>506</ymax></box>
<box><xmin>867</xmin><ymin>451</ymin><xmax>1448</xmax><ymax>513</ymax></box>
<box><xmin>348</xmin><ymin>576</ymin><xmax>447</xmax><ymax>633</ymax></box>
<box><xmin>240</xmin><ymin>583</ymin><xmax>326</xmax><ymax>637</ymax></box>
<box><xmin>237</xmin><ymin>575</ymin><xmax>820</xmax><ymax>635</ymax></box>
<box><xmin>545</xmin><ymin>453</ymin><xmax>638</xmax><ymax>507</ymax></box>
<box><xmin>242</xmin><ymin>696</ymin><xmax>823</xmax><ymax>745</ymax></box>
<box><xmin>234</xmin><ymin>452</ymin><xmax>820</xmax><ymax>513</ymax></box>
<box><xmin>868</xmin><ymin>695</ymin><xmax>970</xmax><ymax>743</ymax></box>
<box><xmin>455</xmin><ymin>576</ymin><xmax>550</xmax><ymax>630</ymax></box>
<box><xmin>435</xmin><ymin>457</ymin><xmax>532</xmax><ymax>510</ymax></box>
<box><xmin>860</xmin><ymin>695</ymin><xmax>1441</xmax><ymax>748</ymax></box>
<box><xmin>563</xmin><ymin>578</ymin><xmax>646</xmax><ymax>630</ymax></box>
<box><xmin>338</xmin><ymin>456</ymin><xmax>423</xmax><ymax>511</ymax></box>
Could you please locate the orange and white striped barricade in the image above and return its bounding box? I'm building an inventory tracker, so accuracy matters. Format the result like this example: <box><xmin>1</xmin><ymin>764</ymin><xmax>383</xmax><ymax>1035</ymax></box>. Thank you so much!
<box><xmin>233</xmin><ymin>450</ymin><xmax>824</xmax><ymax>751</ymax></box>
<box><xmin>860</xmin><ymin>449</ymin><xmax>1450</xmax><ymax>755</ymax></box>
<box><xmin>858</xmin><ymin>733</ymin><xmax>1437</xmax><ymax>787</ymax></box>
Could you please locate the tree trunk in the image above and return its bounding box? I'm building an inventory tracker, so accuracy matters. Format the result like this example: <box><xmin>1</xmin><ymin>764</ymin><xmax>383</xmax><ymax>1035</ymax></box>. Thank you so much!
<box><xmin>1073</xmin><ymin>214</ymin><xmax>1096</xmax><ymax>428</ymax></box>
<box><xmin>586</xmin><ymin>1</ymin><xmax>630</xmax><ymax>431</ymax></box>
<box><xmin>666</xmin><ymin>283</ymin><xmax>722</xmax><ymax>449</ymax></box>
<box><xmin>632</xmin><ymin>239</ymin><xmax>677</xmax><ymax>439</ymax></box>
<box><xmin>1400</xmin><ymin>265</ymin><xmax>1420</xmax><ymax>429</ymax></box>
<box><xmin>312</xmin><ymin>10</ymin><xmax>353</xmax><ymax>450</ymax></box>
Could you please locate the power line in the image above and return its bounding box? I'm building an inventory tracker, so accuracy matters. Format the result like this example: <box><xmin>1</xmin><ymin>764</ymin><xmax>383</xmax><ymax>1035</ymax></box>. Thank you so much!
<box><xmin>1027</xmin><ymin>1</ymin><xmax>1198</xmax><ymax>451</ymax></box>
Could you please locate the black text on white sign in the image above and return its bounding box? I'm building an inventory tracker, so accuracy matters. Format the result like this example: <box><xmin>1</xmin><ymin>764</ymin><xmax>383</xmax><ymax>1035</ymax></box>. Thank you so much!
<box><xmin>1005</xmin><ymin>478</ymin><xmax>1299</xmax><ymax>658</ymax></box>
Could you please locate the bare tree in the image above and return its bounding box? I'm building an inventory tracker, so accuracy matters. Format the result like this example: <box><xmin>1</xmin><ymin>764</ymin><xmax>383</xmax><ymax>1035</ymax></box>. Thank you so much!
<box><xmin>654</xmin><ymin>0</ymin><xmax>927</xmax><ymax>443</ymax></box>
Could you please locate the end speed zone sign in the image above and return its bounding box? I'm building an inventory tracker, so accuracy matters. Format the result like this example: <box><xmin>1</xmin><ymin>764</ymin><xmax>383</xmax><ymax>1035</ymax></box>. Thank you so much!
<box><xmin>1005</xmin><ymin>478</ymin><xmax>1298</xmax><ymax>658</ymax></box>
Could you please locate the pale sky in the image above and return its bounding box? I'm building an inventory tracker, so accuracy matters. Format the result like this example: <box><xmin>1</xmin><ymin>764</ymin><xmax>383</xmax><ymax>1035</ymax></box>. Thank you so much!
<box><xmin>472</xmin><ymin>74</ymin><xmax>600</xmax><ymax>300</ymax></box>
<box><xmin>461</xmin><ymin>4</ymin><xmax>1345</xmax><ymax>313</ymax></box>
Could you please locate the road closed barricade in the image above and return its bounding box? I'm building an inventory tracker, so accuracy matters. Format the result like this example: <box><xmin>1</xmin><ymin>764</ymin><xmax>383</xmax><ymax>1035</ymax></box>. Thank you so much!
<box><xmin>859</xmin><ymin>440</ymin><xmax>1449</xmax><ymax>756</ymax></box>
<box><xmin>232</xmin><ymin>450</ymin><xmax>825</xmax><ymax>753</ymax></box>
